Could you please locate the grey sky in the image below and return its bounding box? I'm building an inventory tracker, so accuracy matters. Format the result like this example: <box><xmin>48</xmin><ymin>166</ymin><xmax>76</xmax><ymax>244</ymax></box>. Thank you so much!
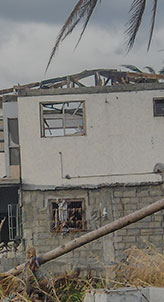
<box><xmin>0</xmin><ymin>0</ymin><xmax>76</xmax><ymax>24</ymax></box>
<box><xmin>0</xmin><ymin>1</ymin><xmax>128</xmax><ymax>24</ymax></box>
<box><xmin>0</xmin><ymin>1</ymin><xmax>163</xmax><ymax>27</ymax></box>
<box><xmin>0</xmin><ymin>1</ymin><xmax>164</xmax><ymax>89</ymax></box>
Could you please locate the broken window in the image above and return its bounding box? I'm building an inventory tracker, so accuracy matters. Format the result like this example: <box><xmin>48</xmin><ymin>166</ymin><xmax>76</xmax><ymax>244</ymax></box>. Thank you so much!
<box><xmin>50</xmin><ymin>198</ymin><xmax>86</xmax><ymax>232</ymax></box>
<box><xmin>8</xmin><ymin>204</ymin><xmax>22</xmax><ymax>241</ymax></box>
<box><xmin>0</xmin><ymin>118</ymin><xmax>4</xmax><ymax>152</ymax></box>
<box><xmin>8</xmin><ymin>118</ymin><xmax>20</xmax><ymax>165</ymax></box>
<box><xmin>40</xmin><ymin>101</ymin><xmax>86</xmax><ymax>137</ymax></box>
<box><xmin>153</xmin><ymin>98</ymin><xmax>164</xmax><ymax>116</ymax></box>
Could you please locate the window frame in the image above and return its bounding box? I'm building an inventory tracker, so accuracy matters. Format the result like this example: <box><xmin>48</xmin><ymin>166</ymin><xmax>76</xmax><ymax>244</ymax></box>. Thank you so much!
<box><xmin>153</xmin><ymin>98</ymin><xmax>164</xmax><ymax>117</ymax></box>
<box><xmin>0</xmin><ymin>117</ymin><xmax>4</xmax><ymax>152</ymax></box>
<box><xmin>40</xmin><ymin>100</ymin><xmax>86</xmax><ymax>138</ymax></box>
<box><xmin>49</xmin><ymin>198</ymin><xmax>87</xmax><ymax>233</ymax></box>
<box><xmin>8</xmin><ymin>118</ymin><xmax>20</xmax><ymax>166</ymax></box>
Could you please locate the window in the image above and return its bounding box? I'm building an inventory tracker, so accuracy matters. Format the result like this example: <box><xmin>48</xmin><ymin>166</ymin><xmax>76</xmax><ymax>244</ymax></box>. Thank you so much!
<box><xmin>50</xmin><ymin>198</ymin><xmax>86</xmax><ymax>232</ymax></box>
<box><xmin>153</xmin><ymin>98</ymin><xmax>164</xmax><ymax>116</ymax></box>
<box><xmin>40</xmin><ymin>101</ymin><xmax>86</xmax><ymax>137</ymax></box>
<box><xmin>8</xmin><ymin>204</ymin><xmax>22</xmax><ymax>241</ymax></box>
<box><xmin>8</xmin><ymin>118</ymin><xmax>20</xmax><ymax>165</ymax></box>
<box><xmin>0</xmin><ymin>118</ymin><xmax>4</xmax><ymax>152</ymax></box>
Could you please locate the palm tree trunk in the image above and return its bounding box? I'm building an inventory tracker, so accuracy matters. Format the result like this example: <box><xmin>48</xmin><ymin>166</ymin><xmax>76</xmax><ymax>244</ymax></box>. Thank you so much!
<box><xmin>6</xmin><ymin>197</ymin><xmax>164</xmax><ymax>276</ymax></box>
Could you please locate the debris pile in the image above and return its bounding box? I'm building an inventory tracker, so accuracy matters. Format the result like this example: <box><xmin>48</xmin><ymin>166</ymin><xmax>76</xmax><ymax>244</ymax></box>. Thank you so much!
<box><xmin>1</xmin><ymin>244</ymin><xmax>164</xmax><ymax>301</ymax></box>
<box><xmin>0</xmin><ymin>269</ymin><xmax>105</xmax><ymax>302</ymax></box>
<box><xmin>0</xmin><ymin>247</ymin><xmax>104</xmax><ymax>302</ymax></box>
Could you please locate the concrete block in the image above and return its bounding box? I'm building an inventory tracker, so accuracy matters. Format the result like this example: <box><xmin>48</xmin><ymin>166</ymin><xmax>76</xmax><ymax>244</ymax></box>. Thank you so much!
<box><xmin>112</xmin><ymin>198</ymin><xmax>121</xmax><ymax>204</ymax></box>
<box><xmin>124</xmin><ymin>203</ymin><xmax>137</xmax><ymax>211</ymax></box>
<box><xmin>115</xmin><ymin>229</ymin><xmax>127</xmax><ymax>236</ymax></box>
<box><xmin>152</xmin><ymin>214</ymin><xmax>163</xmax><ymax>222</ymax></box>
<box><xmin>84</xmin><ymin>287</ymin><xmax>164</xmax><ymax>302</ymax></box>
<box><xmin>114</xmin><ymin>242</ymin><xmax>126</xmax><ymax>250</ymax></box>
<box><xmin>149</xmin><ymin>234</ymin><xmax>163</xmax><ymax>242</ymax></box>
<box><xmin>126</xmin><ymin>229</ymin><xmax>140</xmax><ymax>235</ymax></box>
<box><xmin>137</xmin><ymin>190</ymin><xmax>149</xmax><ymax>197</ymax></box>
<box><xmin>149</xmin><ymin>190</ymin><xmax>163</xmax><ymax>197</ymax></box>
<box><xmin>113</xmin><ymin>191</ymin><xmax>124</xmax><ymax>198</ymax></box>
<box><xmin>23</xmin><ymin>229</ymin><xmax>33</xmax><ymax>239</ymax></box>
<box><xmin>124</xmin><ymin>236</ymin><xmax>136</xmax><ymax>243</ymax></box>
<box><xmin>122</xmin><ymin>190</ymin><xmax>136</xmax><ymax>198</ymax></box>
<box><xmin>127</xmin><ymin>197</ymin><xmax>139</xmax><ymax>203</ymax></box>
<box><xmin>113</xmin><ymin>236</ymin><xmax>123</xmax><ymax>243</ymax></box>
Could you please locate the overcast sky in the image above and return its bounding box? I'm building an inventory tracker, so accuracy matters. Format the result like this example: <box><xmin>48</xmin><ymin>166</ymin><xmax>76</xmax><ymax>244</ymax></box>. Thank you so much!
<box><xmin>0</xmin><ymin>0</ymin><xmax>164</xmax><ymax>89</ymax></box>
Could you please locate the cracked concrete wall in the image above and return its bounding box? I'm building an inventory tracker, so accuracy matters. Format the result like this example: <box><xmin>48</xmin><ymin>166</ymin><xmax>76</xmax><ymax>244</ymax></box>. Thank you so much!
<box><xmin>17</xmin><ymin>89</ymin><xmax>164</xmax><ymax>187</ymax></box>
<box><xmin>0</xmin><ymin>108</ymin><xmax>5</xmax><ymax>178</ymax></box>
<box><xmin>21</xmin><ymin>187</ymin><xmax>115</xmax><ymax>275</ymax></box>
<box><xmin>0</xmin><ymin>182</ymin><xmax>164</xmax><ymax>273</ymax></box>
<box><xmin>19</xmin><ymin>183</ymin><xmax>164</xmax><ymax>274</ymax></box>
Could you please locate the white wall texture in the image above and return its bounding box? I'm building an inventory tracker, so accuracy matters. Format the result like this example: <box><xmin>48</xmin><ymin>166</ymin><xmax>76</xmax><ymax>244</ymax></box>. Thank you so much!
<box><xmin>0</xmin><ymin>153</ymin><xmax>5</xmax><ymax>178</ymax></box>
<box><xmin>18</xmin><ymin>90</ymin><xmax>164</xmax><ymax>186</ymax></box>
<box><xmin>0</xmin><ymin>108</ymin><xmax>5</xmax><ymax>178</ymax></box>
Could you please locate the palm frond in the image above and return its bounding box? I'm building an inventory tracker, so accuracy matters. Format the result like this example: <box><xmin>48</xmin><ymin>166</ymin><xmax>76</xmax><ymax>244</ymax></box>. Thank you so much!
<box><xmin>147</xmin><ymin>0</ymin><xmax>158</xmax><ymax>51</ymax></box>
<box><xmin>144</xmin><ymin>66</ymin><xmax>156</xmax><ymax>74</ymax></box>
<box><xmin>159</xmin><ymin>67</ymin><xmax>164</xmax><ymax>75</ymax></box>
<box><xmin>46</xmin><ymin>0</ymin><xmax>99</xmax><ymax>72</ymax></box>
<box><xmin>126</xmin><ymin>0</ymin><xmax>146</xmax><ymax>51</ymax></box>
<box><xmin>121</xmin><ymin>64</ymin><xmax>143</xmax><ymax>73</ymax></box>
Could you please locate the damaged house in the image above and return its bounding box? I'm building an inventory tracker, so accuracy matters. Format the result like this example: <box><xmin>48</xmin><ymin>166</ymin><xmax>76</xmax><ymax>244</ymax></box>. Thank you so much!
<box><xmin>1</xmin><ymin>69</ymin><xmax>164</xmax><ymax>273</ymax></box>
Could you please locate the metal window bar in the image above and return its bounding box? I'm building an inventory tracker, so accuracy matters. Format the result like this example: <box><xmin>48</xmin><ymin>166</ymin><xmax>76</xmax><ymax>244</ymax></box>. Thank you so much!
<box><xmin>42</xmin><ymin>101</ymin><xmax>85</xmax><ymax>137</ymax></box>
<box><xmin>8</xmin><ymin>204</ymin><xmax>22</xmax><ymax>241</ymax></box>
<box><xmin>0</xmin><ymin>118</ymin><xmax>4</xmax><ymax>152</ymax></box>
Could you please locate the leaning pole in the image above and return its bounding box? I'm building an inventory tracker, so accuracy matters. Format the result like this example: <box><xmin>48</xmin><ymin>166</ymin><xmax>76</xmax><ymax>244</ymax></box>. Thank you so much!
<box><xmin>6</xmin><ymin>197</ymin><xmax>164</xmax><ymax>276</ymax></box>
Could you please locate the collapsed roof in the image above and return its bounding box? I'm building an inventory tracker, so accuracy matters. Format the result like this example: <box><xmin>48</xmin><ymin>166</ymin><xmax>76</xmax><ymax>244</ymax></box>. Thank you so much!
<box><xmin>1</xmin><ymin>68</ymin><xmax>164</xmax><ymax>97</ymax></box>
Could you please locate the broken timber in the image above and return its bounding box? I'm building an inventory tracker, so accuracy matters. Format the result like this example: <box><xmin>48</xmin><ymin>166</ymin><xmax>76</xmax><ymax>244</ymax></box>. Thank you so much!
<box><xmin>5</xmin><ymin>197</ymin><xmax>164</xmax><ymax>276</ymax></box>
<box><xmin>1</xmin><ymin>68</ymin><xmax>164</xmax><ymax>96</ymax></box>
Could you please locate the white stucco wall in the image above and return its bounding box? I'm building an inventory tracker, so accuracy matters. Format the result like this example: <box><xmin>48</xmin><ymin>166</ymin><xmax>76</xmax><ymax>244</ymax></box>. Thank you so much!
<box><xmin>0</xmin><ymin>108</ymin><xmax>5</xmax><ymax>178</ymax></box>
<box><xmin>0</xmin><ymin>153</ymin><xmax>5</xmax><ymax>178</ymax></box>
<box><xmin>18</xmin><ymin>89</ymin><xmax>164</xmax><ymax>186</ymax></box>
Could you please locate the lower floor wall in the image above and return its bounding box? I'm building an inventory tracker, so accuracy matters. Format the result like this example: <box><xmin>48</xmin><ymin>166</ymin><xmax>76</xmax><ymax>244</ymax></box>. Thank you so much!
<box><xmin>84</xmin><ymin>288</ymin><xmax>164</xmax><ymax>302</ymax></box>
<box><xmin>1</xmin><ymin>182</ymin><xmax>164</xmax><ymax>274</ymax></box>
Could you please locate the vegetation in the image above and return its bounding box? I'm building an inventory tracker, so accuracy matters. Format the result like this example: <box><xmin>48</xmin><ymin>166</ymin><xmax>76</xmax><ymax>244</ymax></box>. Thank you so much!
<box><xmin>1</xmin><ymin>243</ymin><xmax>164</xmax><ymax>301</ymax></box>
<box><xmin>122</xmin><ymin>64</ymin><xmax>164</xmax><ymax>75</ymax></box>
<box><xmin>46</xmin><ymin>0</ymin><xmax>159</xmax><ymax>71</ymax></box>
<box><xmin>114</xmin><ymin>243</ymin><xmax>164</xmax><ymax>288</ymax></box>
<box><xmin>0</xmin><ymin>269</ymin><xmax>109</xmax><ymax>302</ymax></box>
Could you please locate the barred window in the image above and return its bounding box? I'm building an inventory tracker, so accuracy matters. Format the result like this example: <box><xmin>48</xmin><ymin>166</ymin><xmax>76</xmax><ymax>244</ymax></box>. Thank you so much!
<box><xmin>50</xmin><ymin>198</ymin><xmax>86</xmax><ymax>232</ymax></box>
<box><xmin>40</xmin><ymin>101</ymin><xmax>86</xmax><ymax>137</ymax></box>
<box><xmin>153</xmin><ymin>98</ymin><xmax>164</xmax><ymax>116</ymax></box>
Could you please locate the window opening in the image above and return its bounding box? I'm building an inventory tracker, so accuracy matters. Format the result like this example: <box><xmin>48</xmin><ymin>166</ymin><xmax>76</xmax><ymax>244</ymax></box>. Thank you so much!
<box><xmin>8</xmin><ymin>204</ymin><xmax>22</xmax><ymax>241</ymax></box>
<box><xmin>41</xmin><ymin>101</ymin><xmax>85</xmax><ymax>137</ymax></box>
<box><xmin>8</xmin><ymin>118</ymin><xmax>20</xmax><ymax>165</ymax></box>
<box><xmin>153</xmin><ymin>98</ymin><xmax>164</xmax><ymax>116</ymax></box>
<box><xmin>50</xmin><ymin>199</ymin><xmax>86</xmax><ymax>232</ymax></box>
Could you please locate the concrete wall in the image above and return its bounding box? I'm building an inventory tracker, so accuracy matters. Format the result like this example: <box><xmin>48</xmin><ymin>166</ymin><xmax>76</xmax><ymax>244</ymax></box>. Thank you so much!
<box><xmin>0</xmin><ymin>108</ymin><xmax>5</xmax><ymax>178</ymax></box>
<box><xmin>3</xmin><ymin>102</ymin><xmax>19</xmax><ymax>178</ymax></box>
<box><xmin>10</xmin><ymin>182</ymin><xmax>163</xmax><ymax>275</ymax></box>
<box><xmin>0</xmin><ymin>153</ymin><xmax>5</xmax><ymax>178</ymax></box>
<box><xmin>17</xmin><ymin>89</ymin><xmax>164</xmax><ymax>186</ymax></box>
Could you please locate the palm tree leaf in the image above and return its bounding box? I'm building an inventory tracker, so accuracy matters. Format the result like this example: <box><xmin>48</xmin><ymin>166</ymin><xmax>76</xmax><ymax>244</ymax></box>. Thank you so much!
<box><xmin>45</xmin><ymin>0</ymin><xmax>99</xmax><ymax>72</ymax></box>
<box><xmin>121</xmin><ymin>64</ymin><xmax>143</xmax><ymax>73</ymax></box>
<box><xmin>159</xmin><ymin>67</ymin><xmax>164</xmax><ymax>75</ymax></box>
<box><xmin>74</xmin><ymin>0</ymin><xmax>99</xmax><ymax>50</ymax></box>
<box><xmin>144</xmin><ymin>66</ymin><xmax>156</xmax><ymax>74</ymax></box>
<box><xmin>147</xmin><ymin>0</ymin><xmax>158</xmax><ymax>51</ymax></box>
<box><xmin>126</xmin><ymin>0</ymin><xmax>146</xmax><ymax>51</ymax></box>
